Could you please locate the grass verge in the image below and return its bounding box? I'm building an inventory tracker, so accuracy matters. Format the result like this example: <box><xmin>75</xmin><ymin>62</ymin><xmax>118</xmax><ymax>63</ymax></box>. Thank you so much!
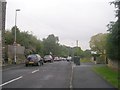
<box><xmin>93</xmin><ymin>65</ymin><xmax>119</xmax><ymax>89</ymax></box>
<box><xmin>80</xmin><ymin>58</ymin><xmax>92</xmax><ymax>63</ymax></box>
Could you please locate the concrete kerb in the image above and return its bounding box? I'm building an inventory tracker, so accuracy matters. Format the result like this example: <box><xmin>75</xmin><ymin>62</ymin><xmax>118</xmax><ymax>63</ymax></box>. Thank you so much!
<box><xmin>2</xmin><ymin>63</ymin><xmax>24</xmax><ymax>70</ymax></box>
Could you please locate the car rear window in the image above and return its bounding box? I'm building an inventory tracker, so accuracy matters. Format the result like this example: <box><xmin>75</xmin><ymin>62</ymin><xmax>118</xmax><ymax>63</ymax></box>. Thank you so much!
<box><xmin>44</xmin><ymin>55</ymin><xmax>52</xmax><ymax>58</ymax></box>
<box><xmin>27</xmin><ymin>55</ymin><xmax>37</xmax><ymax>60</ymax></box>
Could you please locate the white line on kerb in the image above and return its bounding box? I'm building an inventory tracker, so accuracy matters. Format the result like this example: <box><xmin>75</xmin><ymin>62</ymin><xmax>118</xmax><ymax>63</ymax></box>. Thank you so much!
<box><xmin>32</xmin><ymin>69</ymin><xmax>39</xmax><ymax>73</ymax></box>
<box><xmin>0</xmin><ymin>76</ymin><xmax>23</xmax><ymax>87</ymax></box>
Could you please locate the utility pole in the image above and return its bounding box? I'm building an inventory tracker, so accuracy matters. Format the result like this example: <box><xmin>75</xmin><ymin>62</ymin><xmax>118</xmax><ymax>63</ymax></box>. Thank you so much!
<box><xmin>76</xmin><ymin>40</ymin><xmax>78</xmax><ymax>47</ymax></box>
<box><xmin>14</xmin><ymin>9</ymin><xmax>20</xmax><ymax>64</ymax></box>
<box><xmin>0</xmin><ymin>0</ymin><xmax>7</xmax><ymax>90</ymax></box>
<box><xmin>0</xmin><ymin>0</ymin><xmax>6</xmax><ymax>65</ymax></box>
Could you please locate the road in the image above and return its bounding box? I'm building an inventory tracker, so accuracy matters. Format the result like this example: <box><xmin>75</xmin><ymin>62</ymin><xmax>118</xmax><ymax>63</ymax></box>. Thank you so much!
<box><xmin>1</xmin><ymin>61</ymin><xmax>117</xmax><ymax>89</ymax></box>
<box><xmin>2</xmin><ymin>61</ymin><xmax>71</xmax><ymax>88</ymax></box>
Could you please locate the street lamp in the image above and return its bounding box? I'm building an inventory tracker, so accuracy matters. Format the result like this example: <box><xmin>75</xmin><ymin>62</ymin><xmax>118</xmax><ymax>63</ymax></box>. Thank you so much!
<box><xmin>14</xmin><ymin>9</ymin><xmax>20</xmax><ymax>64</ymax></box>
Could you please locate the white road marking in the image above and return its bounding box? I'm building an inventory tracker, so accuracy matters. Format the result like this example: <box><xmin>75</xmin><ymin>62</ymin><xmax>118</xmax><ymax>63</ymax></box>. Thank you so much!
<box><xmin>0</xmin><ymin>76</ymin><xmax>23</xmax><ymax>87</ymax></box>
<box><xmin>32</xmin><ymin>69</ymin><xmax>39</xmax><ymax>73</ymax></box>
<box><xmin>70</xmin><ymin>63</ymin><xmax>74</xmax><ymax>89</ymax></box>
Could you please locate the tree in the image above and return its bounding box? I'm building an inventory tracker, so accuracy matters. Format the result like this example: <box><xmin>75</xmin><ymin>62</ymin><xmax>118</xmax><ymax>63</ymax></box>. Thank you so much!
<box><xmin>5</xmin><ymin>27</ymin><xmax>86</xmax><ymax>59</ymax></box>
<box><xmin>73</xmin><ymin>47</ymin><xmax>83</xmax><ymax>56</ymax></box>
<box><xmin>106</xmin><ymin>0</ymin><xmax>120</xmax><ymax>60</ymax></box>
<box><xmin>42</xmin><ymin>34</ymin><xmax>59</xmax><ymax>55</ymax></box>
<box><xmin>5</xmin><ymin>26</ymin><xmax>43</xmax><ymax>56</ymax></box>
<box><xmin>107</xmin><ymin>22</ymin><xmax>119</xmax><ymax>60</ymax></box>
<box><xmin>59</xmin><ymin>45</ymin><xmax>70</xmax><ymax>57</ymax></box>
<box><xmin>89</xmin><ymin>33</ymin><xmax>108</xmax><ymax>54</ymax></box>
<box><xmin>5</xmin><ymin>30</ymin><xmax>14</xmax><ymax>44</ymax></box>
<box><xmin>82</xmin><ymin>49</ymin><xmax>92</xmax><ymax>58</ymax></box>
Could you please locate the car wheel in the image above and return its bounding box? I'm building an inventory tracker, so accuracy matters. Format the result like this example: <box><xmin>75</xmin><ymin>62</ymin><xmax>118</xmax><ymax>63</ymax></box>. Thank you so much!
<box><xmin>51</xmin><ymin>60</ymin><xmax>53</xmax><ymax>63</ymax></box>
<box><xmin>44</xmin><ymin>61</ymin><xmax>46</xmax><ymax>63</ymax></box>
<box><xmin>52</xmin><ymin>60</ymin><xmax>54</xmax><ymax>63</ymax></box>
<box><xmin>25</xmin><ymin>64</ymin><xmax>28</xmax><ymax>67</ymax></box>
<box><xmin>40</xmin><ymin>62</ymin><xmax>42</xmax><ymax>66</ymax></box>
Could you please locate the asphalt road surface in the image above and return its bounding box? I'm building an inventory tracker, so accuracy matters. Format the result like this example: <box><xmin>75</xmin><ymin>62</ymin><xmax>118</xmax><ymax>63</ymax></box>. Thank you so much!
<box><xmin>1</xmin><ymin>61</ymin><xmax>117</xmax><ymax>89</ymax></box>
<box><xmin>72</xmin><ymin>63</ymin><xmax>115</xmax><ymax>88</ymax></box>
<box><xmin>2</xmin><ymin>61</ymin><xmax>71</xmax><ymax>88</ymax></box>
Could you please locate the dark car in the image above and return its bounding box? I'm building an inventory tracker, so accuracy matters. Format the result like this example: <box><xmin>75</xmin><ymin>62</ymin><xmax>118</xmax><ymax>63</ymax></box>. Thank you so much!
<box><xmin>43</xmin><ymin>55</ymin><xmax>53</xmax><ymax>63</ymax></box>
<box><xmin>25</xmin><ymin>54</ymin><xmax>43</xmax><ymax>67</ymax></box>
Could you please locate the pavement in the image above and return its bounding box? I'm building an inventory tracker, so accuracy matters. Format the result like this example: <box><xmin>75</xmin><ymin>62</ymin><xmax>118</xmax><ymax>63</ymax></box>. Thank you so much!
<box><xmin>72</xmin><ymin>62</ymin><xmax>117</xmax><ymax>89</ymax></box>
<box><xmin>2</xmin><ymin>63</ymin><xmax>24</xmax><ymax>71</ymax></box>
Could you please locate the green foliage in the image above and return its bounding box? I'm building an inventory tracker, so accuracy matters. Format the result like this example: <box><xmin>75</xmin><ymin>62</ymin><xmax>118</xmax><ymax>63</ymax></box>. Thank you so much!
<box><xmin>5</xmin><ymin>26</ymin><xmax>43</xmax><ymax>56</ymax></box>
<box><xmin>93</xmin><ymin>66</ymin><xmax>119</xmax><ymax>88</ymax></box>
<box><xmin>5</xmin><ymin>26</ymin><xmax>91</xmax><ymax>58</ymax></box>
<box><xmin>73</xmin><ymin>47</ymin><xmax>83</xmax><ymax>56</ymax></box>
<box><xmin>91</xmin><ymin>54</ymin><xmax>100</xmax><ymax>57</ymax></box>
<box><xmin>106</xmin><ymin>0</ymin><xmax>120</xmax><ymax>60</ymax></box>
<box><xmin>81</xmin><ymin>49</ymin><xmax>92</xmax><ymax>58</ymax></box>
<box><xmin>5</xmin><ymin>31</ymin><xmax>14</xmax><ymax>44</ymax></box>
<box><xmin>42</xmin><ymin>34</ymin><xmax>59</xmax><ymax>55</ymax></box>
<box><xmin>89</xmin><ymin>33</ymin><xmax>108</xmax><ymax>54</ymax></box>
<box><xmin>106</xmin><ymin>22</ymin><xmax>119</xmax><ymax>60</ymax></box>
<box><xmin>80</xmin><ymin>58</ymin><xmax>92</xmax><ymax>63</ymax></box>
<box><xmin>58</xmin><ymin>45</ymin><xmax>70</xmax><ymax>57</ymax></box>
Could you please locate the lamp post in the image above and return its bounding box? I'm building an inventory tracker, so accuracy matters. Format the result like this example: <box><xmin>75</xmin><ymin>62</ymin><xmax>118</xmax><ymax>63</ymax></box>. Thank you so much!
<box><xmin>14</xmin><ymin>9</ymin><xmax>20</xmax><ymax>64</ymax></box>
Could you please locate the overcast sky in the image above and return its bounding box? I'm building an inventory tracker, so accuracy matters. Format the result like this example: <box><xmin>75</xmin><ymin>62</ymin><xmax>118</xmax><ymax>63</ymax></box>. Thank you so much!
<box><xmin>6</xmin><ymin>0</ymin><xmax>116</xmax><ymax>50</ymax></box>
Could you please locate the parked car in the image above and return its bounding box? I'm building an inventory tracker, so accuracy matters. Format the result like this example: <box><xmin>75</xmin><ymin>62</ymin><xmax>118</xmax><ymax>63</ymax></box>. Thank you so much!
<box><xmin>25</xmin><ymin>54</ymin><xmax>43</xmax><ymax>67</ymax></box>
<box><xmin>67</xmin><ymin>56</ymin><xmax>72</xmax><ymax>62</ymax></box>
<box><xmin>61</xmin><ymin>57</ymin><xmax>67</xmax><ymax>61</ymax></box>
<box><xmin>43</xmin><ymin>55</ymin><xmax>53</xmax><ymax>63</ymax></box>
<box><xmin>54</xmin><ymin>57</ymin><xmax>60</xmax><ymax>61</ymax></box>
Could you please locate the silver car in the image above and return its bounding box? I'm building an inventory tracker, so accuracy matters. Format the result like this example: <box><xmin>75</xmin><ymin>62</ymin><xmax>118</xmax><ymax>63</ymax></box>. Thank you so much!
<box><xmin>43</xmin><ymin>55</ymin><xmax>53</xmax><ymax>63</ymax></box>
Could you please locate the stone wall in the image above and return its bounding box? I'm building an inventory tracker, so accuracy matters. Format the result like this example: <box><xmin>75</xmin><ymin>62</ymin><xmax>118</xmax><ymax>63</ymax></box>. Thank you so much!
<box><xmin>107</xmin><ymin>59</ymin><xmax>119</xmax><ymax>71</ymax></box>
<box><xmin>91</xmin><ymin>55</ymin><xmax>106</xmax><ymax>64</ymax></box>
<box><xmin>7</xmin><ymin>45</ymin><xmax>25</xmax><ymax>64</ymax></box>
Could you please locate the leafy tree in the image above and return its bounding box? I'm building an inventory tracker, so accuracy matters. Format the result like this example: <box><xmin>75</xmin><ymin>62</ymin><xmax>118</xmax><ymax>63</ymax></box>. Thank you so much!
<box><xmin>5</xmin><ymin>30</ymin><xmax>14</xmax><ymax>44</ymax></box>
<box><xmin>5</xmin><ymin>26</ymin><xmax>43</xmax><ymax>57</ymax></box>
<box><xmin>82</xmin><ymin>49</ymin><xmax>92</xmax><ymax>58</ymax></box>
<box><xmin>73</xmin><ymin>47</ymin><xmax>83</xmax><ymax>56</ymax></box>
<box><xmin>106</xmin><ymin>0</ymin><xmax>120</xmax><ymax>60</ymax></box>
<box><xmin>107</xmin><ymin>22</ymin><xmax>119</xmax><ymax>60</ymax></box>
<box><xmin>42</xmin><ymin>34</ymin><xmax>59</xmax><ymax>55</ymax></box>
<box><xmin>89</xmin><ymin>33</ymin><xmax>108</xmax><ymax>54</ymax></box>
<box><xmin>59</xmin><ymin>45</ymin><xmax>69</xmax><ymax>57</ymax></box>
<box><xmin>5</xmin><ymin>27</ymin><xmax>87</xmax><ymax>59</ymax></box>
